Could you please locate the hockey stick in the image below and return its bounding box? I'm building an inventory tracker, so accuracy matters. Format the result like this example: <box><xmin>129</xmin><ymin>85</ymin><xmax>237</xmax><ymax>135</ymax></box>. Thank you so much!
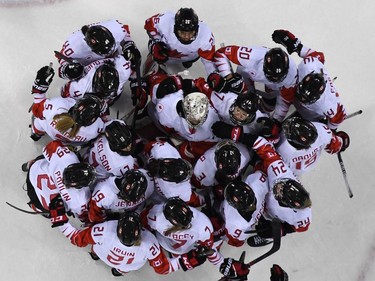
<box><xmin>346</xmin><ymin>110</ymin><xmax>362</xmax><ymax>120</ymax></box>
<box><xmin>54</xmin><ymin>50</ymin><xmax>78</xmax><ymax>65</ymax></box>
<box><xmin>337</xmin><ymin>152</ymin><xmax>353</xmax><ymax>198</ymax></box>
<box><xmin>130</xmin><ymin>59</ymin><xmax>143</xmax><ymax>130</ymax></box>
<box><xmin>6</xmin><ymin>201</ymin><xmax>49</xmax><ymax>215</ymax></box>
<box><xmin>247</xmin><ymin>219</ymin><xmax>282</xmax><ymax>267</ymax></box>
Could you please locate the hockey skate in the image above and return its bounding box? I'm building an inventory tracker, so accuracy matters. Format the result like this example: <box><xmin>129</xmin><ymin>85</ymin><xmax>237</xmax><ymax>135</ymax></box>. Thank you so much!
<box><xmin>88</xmin><ymin>251</ymin><xmax>100</xmax><ymax>261</ymax></box>
<box><xmin>111</xmin><ymin>268</ymin><xmax>123</xmax><ymax>277</ymax></box>
<box><xmin>247</xmin><ymin>235</ymin><xmax>273</xmax><ymax>247</ymax></box>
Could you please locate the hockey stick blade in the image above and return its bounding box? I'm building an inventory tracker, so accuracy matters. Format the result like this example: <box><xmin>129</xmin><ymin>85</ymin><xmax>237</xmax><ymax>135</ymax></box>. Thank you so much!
<box><xmin>247</xmin><ymin>219</ymin><xmax>281</xmax><ymax>267</ymax></box>
<box><xmin>54</xmin><ymin>50</ymin><xmax>76</xmax><ymax>65</ymax></box>
<box><xmin>337</xmin><ymin>152</ymin><xmax>354</xmax><ymax>198</ymax></box>
<box><xmin>6</xmin><ymin>202</ymin><xmax>49</xmax><ymax>215</ymax></box>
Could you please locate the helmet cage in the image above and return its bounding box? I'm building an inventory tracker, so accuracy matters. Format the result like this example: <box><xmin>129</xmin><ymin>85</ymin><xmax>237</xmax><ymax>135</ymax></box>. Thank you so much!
<box><xmin>229</xmin><ymin>95</ymin><xmax>258</xmax><ymax>126</ymax></box>
<box><xmin>182</xmin><ymin>92</ymin><xmax>209</xmax><ymax>129</ymax></box>
<box><xmin>174</xmin><ymin>8</ymin><xmax>199</xmax><ymax>44</ymax></box>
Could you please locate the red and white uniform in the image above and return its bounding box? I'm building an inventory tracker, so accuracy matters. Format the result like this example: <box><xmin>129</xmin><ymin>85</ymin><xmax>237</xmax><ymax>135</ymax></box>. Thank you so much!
<box><xmin>85</xmin><ymin>135</ymin><xmax>136</xmax><ymax>180</ymax></box>
<box><xmin>31</xmin><ymin>96</ymin><xmax>106</xmax><ymax>146</ymax></box>
<box><xmin>294</xmin><ymin>47</ymin><xmax>346</xmax><ymax>130</ymax></box>
<box><xmin>144</xmin><ymin>140</ymin><xmax>204</xmax><ymax>207</ymax></box>
<box><xmin>57</xmin><ymin>20</ymin><xmax>132</xmax><ymax>68</ymax></box>
<box><xmin>144</xmin><ymin>12</ymin><xmax>216</xmax><ymax>74</ymax></box>
<box><xmin>253</xmin><ymin>137</ymin><xmax>311</xmax><ymax>232</ymax></box>
<box><xmin>214</xmin><ymin>45</ymin><xmax>298</xmax><ymax>122</ymax></box>
<box><xmin>59</xmin><ymin>221</ymin><xmax>181</xmax><ymax>274</ymax></box>
<box><xmin>88</xmin><ymin>170</ymin><xmax>154</xmax><ymax>223</ymax></box>
<box><xmin>192</xmin><ymin>141</ymin><xmax>251</xmax><ymax>189</ymax></box>
<box><xmin>60</xmin><ymin>56</ymin><xmax>132</xmax><ymax>106</ymax></box>
<box><xmin>276</xmin><ymin>121</ymin><xmax>344</xmax><ymax>176</ymax></box>
<box><xmin>208</xmin><ymin>89</ymin><xmax>269</xmax><ymax>134</ymax></box>
<box><xmin>145</xmin><ymin>204</ymin><xmax>224</xmax><ymax>266</ymax></box>
<box><xmin>219</xmin><ymin>171</ymin><xmax>268</xmax><ymax>247</ymax></box>
<box><xmin>29</xmin><ymin>141</ymin><xmax>90</xmax><ymax>221</ymax></box>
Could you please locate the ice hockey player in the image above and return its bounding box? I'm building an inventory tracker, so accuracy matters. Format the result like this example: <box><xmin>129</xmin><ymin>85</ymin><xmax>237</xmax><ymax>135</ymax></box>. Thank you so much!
<box><xmin>247</xmin><ymin>136</ymin><xmax>312</xmax><ymax>246</ymax></box>
<box><xmin>142</xmin><ymin>196</ymin><xmax>249</xmax><ymax>278</ymax></box>
<box><xmin>60</xmin><ymin>58</ymin><xmax>131</xmax><ymax>108</ymax></box>
<box><xmin>30</xmin><ymin>65</ymin><xmax>107</xmax><ymax>145</ymax></box>
<box><xmin>49</xmin><ymin>206</ymin><xmax>209</xmax><ymax>276</ymax></box>
<box><xmin>21</xmin><ymin>140</ymin><xmax>96</xmax><ymax>224</ymax></box>
<box><xmin>144</xmin><ymin>8</ymin><xmax>216</xmax><ymax>75</ymax></box>
<box><xmin>192</xmin><ymin>139</ymin><xmax>251</xmax><ymax>199</ymax></box>
<box><xmin>272</xmin><ymin>29</ymin><xmax>347</xmax><ymax>130</ymax></box>
<box><xmin>56</xmin><ymin>19</ymin><xmax>141</xmax><ymax>81</ymax></box>
<box><xmin>213</xmin><ymin>42</ymin><xmax>298</xmax><ymax>117</ymax></box>
<box><xmin>88</xmin><ymin>169</ymin><xmax>154</xmax><ymax>223</ymax></box>
<box><xmin>144</xmin><ymin>139</ymin><xmax>204</xmax><ymax>207</ymax></box>
<box><xmin>84</xmin><ymin>119</ymin><xmax>137</xmax><ymax>180</ymax></box>
<box><xmin>276</xmin><ymin>116</ymin><xmax>350</xmax><ymax>176</ymax></box>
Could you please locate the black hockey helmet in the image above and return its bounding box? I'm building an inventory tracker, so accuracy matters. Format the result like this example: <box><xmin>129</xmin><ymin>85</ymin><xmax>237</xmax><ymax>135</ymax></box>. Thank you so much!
<box><xmin>70</xmin><ymin>94</ymin><xmax>102</xmax><ymax>126</ymax></box>
<box><xmin>272</xmin><ymin>178</ymin><xmax>311</xmax><ymax>209</ymax></box>
<box><xmin>215</xmin><ymin>140</ymin><xmax>241</xmax><ymax>180</ymax></box>
<box><xmin>163</xmin><ymin>197</ymin><xmax>193</xmax><ymax>228</ymax></box>
<box><xmin>224</xmin><ymin>180</ymin><xmax>257</xmax><ymax>211</ymax></box>
<box><xmin>263</xmin><ymin>48</ymin><xmax>289</xmax><ymax>83</ymax></box>
<box><xmin>174</xmin><ymin>8</ymin><xmax>199</xmax><ymax>44</ymax></box>
<box><xmin>282</xmin><ymin>117</ymin><xmax>318</xmax><ymax>149</ymax></box>
<box><xmin>147</xmin><ymin>158</ymin><xmax>193</xmax><ymax>183</ymax></box>
<box><xmin>296</xmin><ymin>72</ymin><xmax>326</xmax><ymax>104</ymax></box>
<box><xmin>63</xmin><ymin>163</ymin><xmax>96</xmax><ymax>188</ymax></box>
<box><xmin>117</xmin><ymin>212</ymin><xmax>142</xmax><ymax>246</ymax></box>
<box><xmin>92</xmin><ymin>62</ymin><xmax>119</xmax><ymax>98</ymax></box>
<box><xmin>229</xmin><ymin>95</ymin><xmax>258</xmax><ymax>126</ymax></box>
<box><xmin>116</xmin><ymin>170</ymin><xmax>147</xmax><ymax>202</ymax></box>
<box><xmin>105</xmin><ymin>120</ymin><xmax>134</xmax><ymax>156</ymax></box>
<box><xmin>83</xmin><ymin>25</ymin><xmax>115</xmax><ymax>56</ymax></box>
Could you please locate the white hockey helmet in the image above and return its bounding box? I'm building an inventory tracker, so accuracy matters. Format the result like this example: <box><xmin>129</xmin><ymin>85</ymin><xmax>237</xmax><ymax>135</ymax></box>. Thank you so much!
<box><xmin>182</xmin><ymin>92</ymin><xmax>209</xmax><ymax>128</ymax></box>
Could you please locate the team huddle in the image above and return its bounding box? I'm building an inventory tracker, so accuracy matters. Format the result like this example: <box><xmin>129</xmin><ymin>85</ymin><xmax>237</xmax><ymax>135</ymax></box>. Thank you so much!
<box><xmin>22</xmin><ymin>7</ymin><xmax>351</xmax><ymax>281</ymax></box>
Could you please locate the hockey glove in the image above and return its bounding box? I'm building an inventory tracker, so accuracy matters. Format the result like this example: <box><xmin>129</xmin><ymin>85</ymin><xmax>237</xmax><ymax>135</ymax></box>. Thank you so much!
<box><xmin>58</xmin><ymin>62</ymin><xmax>84</xmax><ymax>80</ymax></box>
<box><xmin>224</xmin><ymin>73</ymin><xmax>248</xmax><ymax>95</ymax></box>
<box><xmin>155</xmin><ymin>75</ymin><xmax>183</xmax><ymax>99</ymax></box>
<box><xmin>257</xmin><ymin>117</ymin><xmax>281</xmax><ymax>143</ymax></box>
<box><xmin>219</xmin><ymin>257</ymin><xmax>250</xmax><ymax>280</ymax></box>
<box><xmin>211</xmin><ymin>121</ymin><xmax>243</xmax><ymax>142</ymax></box>
<box><xmin>270</xmin><ymin>264</ymin><xmax>289</xmax><ymax>281</ymax></box>
<box><xmin>129</xmin><ymin>78</ymin><xmax>148</xmax><ymax>109</ymax></box>
<box><xmin>32</xmin><ymin>65</ymin><xmax>55</xmax><ymax>94</ymax></box>
<box><xmin>151</xmin><ymin>41</ymin><xmax>169</xmax><ymax>64</ymax></box>
<box><xmin>336</xmin><ymin>131</ymin><xmax>350</xmax><ymax>152</ymax></box>
<box><xmin>272</xmin><ymin>30</ymin><xmax>302</xmax><ymax>55</ymax></box>
<box><xmin>178</xmin><ymin>246</ymin><xmax>212</xmax><ymax>271</ymax></box>
<box><xmin>49</xmin><ymin>194</ymin><xmax>68</xmax><ymax>228</ymax></box>
<box><xmin>207</xmin><ymin>72</ymin><xmax>227</xmax><ymax>92</ymax></box>
<box><xmin>122</xmin><ymin>41</ymin><xmax>142</xmax><ymax>71</ymax></box>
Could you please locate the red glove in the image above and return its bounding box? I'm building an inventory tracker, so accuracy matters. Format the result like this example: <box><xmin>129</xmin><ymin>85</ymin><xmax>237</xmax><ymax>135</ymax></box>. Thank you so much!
<box><xmin>219</xmin><ymin>257</ymin><xmax>250</xmax><ymax>280</ymax></box>
<box><xmin>178</xmin><ymin>246</ymin><xmax>209</xmax><ymax>271</ymax></box>
<box><xmin>151</xmin><ymin>41</ymin><xmax>169</xmax><ymax>64</ymax></box>
<box><xmin>129</xmin><ymin>78</ymin><xmax>148</xmax><ymax>109</ymax></box>
<box><xmin>49</xmin><ymin>194</ymin><xmax>68</xmax><ymax>228</ymax></box>
<box><xmin>270</xmin><ymin>264</ymin><xmax>289</xmax><ymax>281</ymax></box>
<box><xmin>336</xmin><ymin>131</ymin><xmax>350</xmax><ymax>152</ymax></box>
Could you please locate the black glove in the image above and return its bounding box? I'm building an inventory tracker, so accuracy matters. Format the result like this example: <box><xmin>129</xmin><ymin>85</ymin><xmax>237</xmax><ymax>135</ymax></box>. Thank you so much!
<box><xmin>224</xmin><ymin>73</ymin><xmax>248</xmax><ymax>95</ymax></box>
<box><xmin>58</xmin><ymin>62</ymin><xmax>84</xmax><ymax>80</ymax></box>
<box><xmin>151</xmin><ymin>41</ymin><xmax>169</xmax><ymax>64</ymax></box>
<box><xmin>336</xmin><ymin>131</ymin><xmax>350</xmax><ymax>152</ymax></box>
<box><xmin>270</xmin><ymin>264</ymin><xmax>289</xmax><ymax>281</ymax></box>
<box><xmin>122</xmin><ymin>41</ymin><xmax>142</xmax><ymax>71</ymax></box>
<box><xmin>219</xmin><ymin>258</ymin><xmax>250</xmax><ymax>280</ymax></box>
<box><xmin>178</xmin><ymin>246</ymin><xmax>211</xmax><ymax>271</ymax></box>
<box><xmin>257</xmin><ymin>117</ymin><xmax>281</xmax><ymax>142</ymax></box>
<box><xmin>212</xmin><ymin>121</ymin><xmax>243</xmax><ymax>141</ymax></box>
<box><xmin>272</xmin><ymin>29</ymin><xmax>302</xmax><ymax>55</ymax></box>
<box><xmin>129</xmin><ymin>78</ymin><xmax>148</xmax><ymax>109</ymax></box>
<box><xmin>49</xmin><ymin>194</ymin><xmax>68</xmax><ymax>228</ymax></box>
<box><xmin>32</xmin><ymin>65</ymin><xmax>55</xmax><ymax>94</ymax></box>
<box><xmin>156</xmin><ymin>75</ymin><xmax>183</xmax><ymax>99</ymax></box>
